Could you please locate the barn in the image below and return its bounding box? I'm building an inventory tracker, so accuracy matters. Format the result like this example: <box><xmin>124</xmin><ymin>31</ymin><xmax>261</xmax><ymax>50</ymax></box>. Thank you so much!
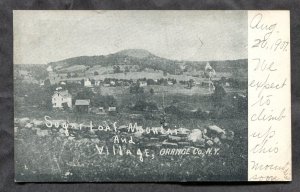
<box><xmin>75</xmin><ymin>99</ymin><xmax>90</xmax><ymax>113</ymax></box>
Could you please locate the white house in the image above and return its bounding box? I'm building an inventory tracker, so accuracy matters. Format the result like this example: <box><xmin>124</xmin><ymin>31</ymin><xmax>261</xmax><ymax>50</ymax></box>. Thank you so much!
<box><xmin>139</xmin><ymin>81</ymin><xmax>147</xmax><ymax>87</ymax></box>
<box><xmin>108</xmin><ymin>106</ymin><xmax>117</xmax><ymax>112</ymax></box>
<box><xmin>110</xmin><ymin>80</ymin><xmax>116</xmax><ymax>86</ymax></box>
<box><xmin>167</xmin><ymin>80</ymin><xmax>174</xmax><ymax>85</ymax></box>
<box><xmin>52</xmin><ymin>90</ymin><xmax>72</xmax><ymax>108</ymax></box>
<box><xmin>84</xmin><ymin>78</ymin><xmax>92</xmax><ymax>87</ymax></box>
<box><xmin>46</xmin><ymin>66</ymin><xmax>53</xmax><ymax>72</ymax></box>
<box><xmin>95</xmin><ymin>80</ymin><xmax>101</xmax><ymax>86</ymax></box>
<box><xmin>97</xmin><ymin>107</ymin><xmax>106</xmax><ymax>114</ymax></box>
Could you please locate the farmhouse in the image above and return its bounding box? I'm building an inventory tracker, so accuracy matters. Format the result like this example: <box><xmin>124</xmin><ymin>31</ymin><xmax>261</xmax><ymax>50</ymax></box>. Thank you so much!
<box><xmin>98</xmin><ymin>107</ymin><xmax>106</xmax><ymax>114</ymax></box>
<box><xmin>52</xmin><ymin>90</ymin><xmax>72</xmax><ymax>108</ymax></box>
<box><xmin>110</xmin><ymin>80</ymin><xmax>116</xmax><ymax>86</ymax></box>
<box><xmin>139</xmin><ymin>81</ymin><xmax>147</xmax><ymax>87</ymax></box>
<box><xmin>108</xmin><ymin>106</ymin><xmax>117</xmax><ymax>112</ymax></box>
<box><xmin>46</xmin><ymin>66</ymin><xmax>53</xmax><ymax>72</ymax></box>
<box><xmin>167</xmin><ymin>80</ymin><xmax>174</xmax><ymax>85</ymax></box>
<box><xmin>94</xmin><ymin>80</ymin><xmax>101</xmax><ymax>86</ymax></box>
<box><xmin>84</xmin><ymin>78</ymin><xmax>92</xmax><ymax>87</ymax></box>
<box><xmin>75</xmin><ymin>99</ymin><xmax>90</xmax><ymax>113</ymax></box>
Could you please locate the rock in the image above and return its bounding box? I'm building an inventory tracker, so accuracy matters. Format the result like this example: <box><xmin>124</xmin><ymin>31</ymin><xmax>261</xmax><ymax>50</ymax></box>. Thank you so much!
<box><xmin>202</xmin><ymin>129</ymin><xmax>211</xmax><ymax>140</ymax></box>
<box><xmin>192</xmin><ymin>129</ymin><xmax>201</xmax><ymax>133</ymax></box>
<box><xmin>14</xmin><ymin>127</ymin><xmax>18</xmax><ymax>133</ymax></box>
<box><xmin>79</xmin><ymin>138</ymin><xmax>90</xmax><ymax>143</ymax></box>
<box><xmin>90</xmin><ymin>133</ymin><xmax>98</xmax><ymax>138</ymax></box>
<box><xmin>134</xmin><ymin>131</ymin><xmax>143</xmax><ymax>138</ymax></box>
<box><xmin>206</xmin><ymin>140</ymin><xmax>214</xmax><ymax>146</ymax></box>
<box><xmin>220</xmin><ymin>130</ymin><xmax>234</xmax><ymax>140</ymax></box>
<box><xmin>208</xmin><ymin>125</ymin><xmax>225</xmax><ymax>134</ymax></box>
<box><xmin>68</xmin><ymin>136</ymin><xmax>76</xmax><ymax>140</ymax></box>
<box><xmin>159</xmin><ymin>134</ymin><xmax>168</xmax><ymax>139</ymax></box>
<box><xmin>178</xmin><ymin>141</ymin><xmax>190</xmax><ymax>146</ymax></box>
<box><xmin>162</xmin><ymin>140</ymin><xmax>178</xmax><ymax>147</ymax></box>
<box><xmin>65</xmin><ymin>171</ymin><xmax>72</xmax><ymax>176</ymax></box>
<box><xmin>213</xmin><ymin>137</ymin><xmax>221</xmax><ymax>145</ymax></box>
<box><xmin>220</xmin><ymin>133</ymin><xmax>227</xmax><ymax>140</ymax></box>
<box><xmin>150</xmin><ymin>137</ymin><xmax>160</xmax><ymax>142</ymax></box>
<box><xmin>69</xmin><ymin>123</ymin><xmax>79</xmax><ymax>130</ymax></box>
<box><xmin>25</xmin><ymin>123</ymin><xmax>33</xmax><ymax>129</ymax></box>
<box><xmin>91</xmin><ymin>138</ymin><xmax>100</xmax><ymax>143</ymax></box>
<box><xmin>32</xmin><ymin>119</ymin><xmax>43</xmax><ymax>126</ymax></box>
<box><xmin>36</xmin><ymin>129</ymin><xmax>49</xmax><ymax>137</ymax></box>
<box><xmin>19</xmin><ymin>117</ymin><xmax>30</xmax><ymax>126</ymax></box>
<box><xmin>33</xmin><ymin>127</ymin><xmax>41</xmax><ymax>132</ymax></box>
<box><xmin>195</xmin><ymin>142</ymin><xmax>205</xmax><ymax>148</ymax></box>
<box><xmin>59</xmin><ymin>128</ymin><xmax>65</xmax><ymax>133</ymax></box>
<box><xmin>177</xmin><ymin>128</ymin><xmax>191</xmax><ymax>135</ymax></box>
<box><xmin>177</xmin><ymin>133</ymin><xmax>189</xmax><ymax>137</ymax></box>
<box><xmin>59</xmin><ymin>128</ymin><xmax>69</xmax><ymax>136</ymax></box>
<box><xmin>187</xmin><ymin>129</ymin><xmax>203</xmax><ymax>142</ymax></box>
<box><xmin>146</xmin><ymin>143</ymin><xmax>162</xmax><ymax>148</ymax></box>
<box><xmin>197</xmin><ymin>137</ymin><xmax>206</xmax><ymax>144</ymax></box>
<box><xmin>204</xmin><ymin>111</ymin><xmax>211</xmax><ymax>115</ymax></box>
<box><xmin>168</xmin><ymin>135</ymin><xmax>182</xmax><ymax>141</ymax></box>
<box><xmin>118</xmin><ymin>125</ymin><xmax>128</xmax><ymax>132</ymax></box>
<box><xmin>226</xmin><ymin>131</ymin><xmax>235</xmax><ymax>140</ymax></box>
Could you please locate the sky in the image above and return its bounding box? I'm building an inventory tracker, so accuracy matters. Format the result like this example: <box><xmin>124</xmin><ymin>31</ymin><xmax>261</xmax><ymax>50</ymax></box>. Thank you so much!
<box><xmin>14</xmin><ymin>10</ymin><xmax>247</xmax><ymax>64</ymax></box>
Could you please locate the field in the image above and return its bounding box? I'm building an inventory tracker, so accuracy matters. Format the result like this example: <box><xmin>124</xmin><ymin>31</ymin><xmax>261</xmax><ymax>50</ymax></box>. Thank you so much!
<box><xmin>14</xmin><ymin>83</ymin><xmax>248</xmax><ymax>182</ymax></box>
<box><xmin>15</xmin><ymin>108</ymin><xmax>247</xmax><ymax>182</ymax></box>
<box><xmin>14</xmin><ymin>60</ymin><xmax>248</xmax><ymax>181</ymax></box>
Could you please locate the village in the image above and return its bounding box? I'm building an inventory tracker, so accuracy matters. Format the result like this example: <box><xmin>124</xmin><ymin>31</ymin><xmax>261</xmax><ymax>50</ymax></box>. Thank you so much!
<box><xmin>10</xmin><ymin>9</ymin><xmax>257</xmax><ymax>182</ymax></box>
<box><xmin>14</xmin><ymin>57</ymin><xmax>248</xmax><ymax>181</ymax></box>
<box><xmin>15</xmin><ymin>61</ymin><xmax>247</xmax><ymax>117</ymax></box>
<box><xmin>14</xmin><ymin>59</ymin><xmax>247</xmax><ymax>153</ymax></box>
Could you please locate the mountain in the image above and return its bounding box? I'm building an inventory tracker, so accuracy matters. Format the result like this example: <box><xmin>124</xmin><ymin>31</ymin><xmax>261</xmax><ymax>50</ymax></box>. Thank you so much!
<box><xmin>48</xmin><ymin>49</ymin><xmax>173</xmax><ymax>72</ymax></box>
<box><xmin>48</xmin><ymin>49</ymin><xmax>159</xmax><ymax>68</ymax></box>
<box><xmin>48</xmin><ymin>49</ymin><xmax>247</xmax><ymax>76</ymax></box>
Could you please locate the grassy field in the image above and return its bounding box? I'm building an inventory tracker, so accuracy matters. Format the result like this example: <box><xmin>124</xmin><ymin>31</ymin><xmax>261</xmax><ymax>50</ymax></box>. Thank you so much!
<box><xmin>14</xmin><ymin>91</ymin><xmax>247</xmax><ymax>181</ymax></box>
<box><xmin>100</xmin><ymin>84</ymin><xmax>246</xmax><ymax>110</ymax></box>
<box><xmin>14</xmin><ymin>78</ymin><xmax>248</xmax><ymax>181</ymax></box>
<box><xmin>15</xmin><ymin>112</ymin><xmax>247</xmax><ymax>182</ymax></box>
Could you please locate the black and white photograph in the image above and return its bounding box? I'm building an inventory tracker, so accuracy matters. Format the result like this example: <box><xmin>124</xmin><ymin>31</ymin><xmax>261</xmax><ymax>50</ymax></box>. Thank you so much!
<box><xmin>13</xmin><ymin>10</ymin><xmax>248</xmax><ymax>182</ymax></box>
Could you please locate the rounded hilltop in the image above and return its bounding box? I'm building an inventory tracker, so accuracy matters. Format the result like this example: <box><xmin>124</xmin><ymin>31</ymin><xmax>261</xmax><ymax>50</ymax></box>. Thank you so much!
<box><xmin>116</xmin><ymin>49</ymin><xmax>155</xmax><ymax>59</ymax></box>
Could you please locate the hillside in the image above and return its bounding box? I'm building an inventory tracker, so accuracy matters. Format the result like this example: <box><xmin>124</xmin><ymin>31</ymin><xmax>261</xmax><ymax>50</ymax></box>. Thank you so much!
<box><xmin>48</xmin><ymin>49</ymin><xmax>247</xmax><ymax>77</ymax></box>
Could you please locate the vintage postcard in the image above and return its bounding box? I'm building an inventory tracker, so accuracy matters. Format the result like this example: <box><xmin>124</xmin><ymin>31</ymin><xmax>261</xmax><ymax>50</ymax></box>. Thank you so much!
<box><xmin>13</xmin><ymin>10</ymin><xmax>291</xmax><ymax>182</ymax></box>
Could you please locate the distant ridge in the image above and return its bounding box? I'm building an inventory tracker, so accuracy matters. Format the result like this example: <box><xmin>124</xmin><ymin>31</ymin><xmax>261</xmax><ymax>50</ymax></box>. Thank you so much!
<box><xmin>47</xmin><ymin>49</ymin><xmax>247</xmax><ymax>76</ymax></box>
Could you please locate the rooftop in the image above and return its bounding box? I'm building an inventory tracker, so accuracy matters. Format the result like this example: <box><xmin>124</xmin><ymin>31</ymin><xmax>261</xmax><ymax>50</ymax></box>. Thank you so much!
<box><xmin>53</xmin><ymin>90</ymin><xmax>71</xmax><ymax>98</ymax></box>
<box><xmin>75</xmin><ymin>99</ymin><xmax>90</xmax><ymax>106</ymax></box>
